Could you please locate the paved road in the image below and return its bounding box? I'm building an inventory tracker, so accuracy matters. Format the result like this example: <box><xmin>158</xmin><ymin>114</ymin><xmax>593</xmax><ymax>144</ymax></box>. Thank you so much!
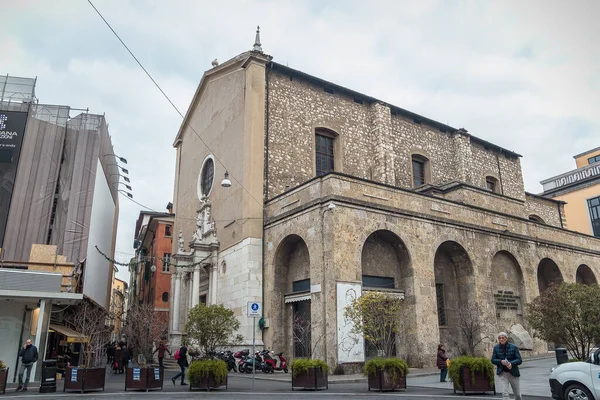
<box><xmin>2</xmin><ymin>357</ymin><xmax>555</xmax><ymax>399</ymax></box>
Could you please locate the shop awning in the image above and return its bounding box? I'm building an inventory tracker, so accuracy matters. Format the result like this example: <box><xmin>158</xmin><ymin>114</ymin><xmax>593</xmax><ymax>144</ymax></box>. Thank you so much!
<box><xmin>49</xmin><ymin>324</ymin><xmax>88</xmax><ymax>343</ymax></box>
<box><xmin>284</xmin><ymin>292</ymin><xmax>311</xmax><ymax>303</ymax></box>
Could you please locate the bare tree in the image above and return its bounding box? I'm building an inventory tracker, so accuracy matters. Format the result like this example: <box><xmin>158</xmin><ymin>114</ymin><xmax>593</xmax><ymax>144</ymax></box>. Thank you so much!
<box><xmin>121</xmin><ymin>303</ymin><xmax>157</xmax><ymax>365</ymax></box>
<box><xmin>67</xmin><ymin>299</ymin><xmax>112</xmax><ymax>368</ymax></box>
<box><xmin>449</xmin><ymin>302</ymin><xmax>489</xmax><ymax>356</ymax></box>
<box><xmin>292</xmin><ymin>315</ymin><xmax>326</xmax><ymax>359</ymax></box>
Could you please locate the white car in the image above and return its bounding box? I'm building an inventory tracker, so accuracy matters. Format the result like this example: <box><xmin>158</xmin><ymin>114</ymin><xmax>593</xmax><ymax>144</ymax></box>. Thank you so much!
<box><xmin>549</xmin><ymin>348</ymin><xmax>600</xmax><ymax>400</ymax></box>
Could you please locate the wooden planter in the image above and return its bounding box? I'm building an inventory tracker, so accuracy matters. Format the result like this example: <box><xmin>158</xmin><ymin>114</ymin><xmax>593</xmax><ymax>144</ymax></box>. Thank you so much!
<box><xmin>453</xmin><ymin>367</ymin><xmax>495</xmax><ymax>395</ymax></box>
<box><xmin>63</xmin><ymin>366</ymin><xmax>106</xmax><ymax>393</ymax></box>
<box><xmin>189</xmin><ymin>372</ymin><xmax>228</xmax><ymax>391</ymax></box>
<box><xmin>124</xmin><ymin>367</ymin><xmax>163</xmax><ymax>391</ymax></box>
<box><xmin>368</xmin><ymin>368</ymin><xmax>407</xmax><ymax>392</ymax></box>
<box><xmin>0</xmin><ymin>369</ymin><xmax>8</xmax><ymax>395</ymax></box>
<box><xmin>291</xmin><ymin>367</ymin><xmax>328</xmax><ymax>391</ymax></box>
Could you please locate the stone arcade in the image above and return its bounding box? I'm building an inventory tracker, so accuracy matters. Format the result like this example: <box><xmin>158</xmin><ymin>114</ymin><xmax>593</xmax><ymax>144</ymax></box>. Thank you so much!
<box><xmin>169</xmin><ymin>32</ymin><xmax>600</xmax><ymax>368</ymax></box>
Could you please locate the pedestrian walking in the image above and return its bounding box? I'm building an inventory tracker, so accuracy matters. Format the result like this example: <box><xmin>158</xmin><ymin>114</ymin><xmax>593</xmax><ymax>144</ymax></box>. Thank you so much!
<box><xmin>153</xmin><ymin>340</ymin><xmax>171</xmax><ymax>368</ymax></box>
<box><xmin>171</xmin><ymin>344</ymin><xmax>188</xmax><ymax>385</ymax></box>
<box><xmin>16</xmin><ymin>339</ymin><xmax>38</xmax><ymax>392</ymax></box>
<box><xmin>491</xmin><ymin>332</ymin><xmax>522</xmax><ymax>400</ymax></box>
<box><xmin>437</xmin><ymin>343</ymin><xmax>449</xmax><ymax>382</ymax></box>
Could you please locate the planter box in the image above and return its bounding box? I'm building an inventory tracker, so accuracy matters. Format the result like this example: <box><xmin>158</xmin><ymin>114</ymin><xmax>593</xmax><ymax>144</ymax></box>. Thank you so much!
<box><xmin>189</xmin><ymin>372</ymin><xmax>228</xmax><ymax>391</ymax></box>
<box><xmin>125</xmin><ymin>367</ymin><xmax>163</xmax><ymax>392</ymax></box>
<box><xmin>0</xmin><ymin>369</ymin><xmax>8</xmax><ymax>395</ymax></box>
<box><xmin>368</xmin><ymin>368</ymin><xmax>407</xmax><ymax>392</ymax></box>
<box><xmin>453</xmin><ymin>367</ymin><xmax>495</xmax><ymax>395</ymax></box>
<box><xmin>63</xmin><ymin>366</ymin><xmax>106</xmax><ymax>393</ymax></box>
<box><xmin>292</xmin><ymin>367</ymin><xmax>328</xmax><ymax>391</ymax></box>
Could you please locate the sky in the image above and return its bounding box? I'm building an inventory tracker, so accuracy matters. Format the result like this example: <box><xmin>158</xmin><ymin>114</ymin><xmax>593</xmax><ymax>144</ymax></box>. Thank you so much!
<box><xmin>1</xmin><ymin>0</ymin><xmax>598</xmax><ymax>282</ymax></box>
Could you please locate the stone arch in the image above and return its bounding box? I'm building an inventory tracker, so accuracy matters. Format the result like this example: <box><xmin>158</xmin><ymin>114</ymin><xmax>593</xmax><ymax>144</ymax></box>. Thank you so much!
<box><xmin>528</xmin><ymin>214</ymin><xmax>545</xmax><ymax>223</ymax></box>
<box><xmin>491</xmin><ymin>251</ymin><xmax>526</xmax><ymax>330</ymax></box>
<box><xmin>360</xmin><ymin>230</ymin><xmax>414</xmax><ymax>360</ymax></box>
<box><xmin>576</xmin><ymin>264</ymin><xmax>597</xmax><ymax>285</ymax></box>
<box><xmin>537</xmin><ymin>258</ymin><xmax>563</xmax><ymax>293</ymax></box>
<box><xmin>273</xmin><ymin>234</ymin><xmax>311</xmax><ymax>358</ymax></box>
<box><xmin>433</xmin><ymin>241</ymin><xmax>475</xmax><ymax>354</ymax></box>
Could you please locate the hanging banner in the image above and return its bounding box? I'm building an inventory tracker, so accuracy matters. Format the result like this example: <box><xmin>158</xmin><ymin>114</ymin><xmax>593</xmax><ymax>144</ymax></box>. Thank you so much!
<box><xmin>0</xmin><ymin>111</ymin><xmax>28</xmax><ymax>247</ymax></box>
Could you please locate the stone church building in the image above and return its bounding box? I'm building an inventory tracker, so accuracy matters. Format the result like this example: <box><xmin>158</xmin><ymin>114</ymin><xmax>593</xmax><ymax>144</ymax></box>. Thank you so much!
<box><xmin>168</xmin><ymin>31</ymin><xmax>600</xmax><ymax>368</ymax></box>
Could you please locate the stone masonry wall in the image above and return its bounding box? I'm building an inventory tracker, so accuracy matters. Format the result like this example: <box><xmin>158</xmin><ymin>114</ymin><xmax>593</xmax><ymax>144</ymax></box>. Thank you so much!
<box><xmin>267</xmin><ymin>70</ymin><xmax>527</xmax><ymax>204</ymax></box>
<box><xmin>524</xmin><ymin>194</ymin><xmax>563</xmax><ymax>227</ymax></box>
<box><xmin>263</xmin><ymin>175</ymin><xmax>600</xmax><ymax>368</ymax></box>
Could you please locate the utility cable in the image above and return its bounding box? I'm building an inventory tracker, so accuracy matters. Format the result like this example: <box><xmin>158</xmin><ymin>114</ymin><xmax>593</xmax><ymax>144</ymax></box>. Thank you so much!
<box><xmin>87</xmin><ymin>0</ymin><xmax>264</xmax><ymax>210</ymax></box>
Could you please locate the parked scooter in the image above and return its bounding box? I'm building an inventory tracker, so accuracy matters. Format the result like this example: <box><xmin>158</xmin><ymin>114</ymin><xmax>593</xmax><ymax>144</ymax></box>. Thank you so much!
<box><xmin>219</xmin><ymin>350</ymin><xmax>237</xmax><ymax>372</ymax></box>
<box><xmin>234</xmin><ymin>349</ymin><xmax>250</xmax><ymax>373</ymax></box>
<box><xmin>261</xmin><ymin>350</ymin><xmax>288</xmax><ymax>373</ymax></box>
<box><xmin>242</xmin><ymin>351</ymin><xmax>264</xmax><ymax>373</ymax></box>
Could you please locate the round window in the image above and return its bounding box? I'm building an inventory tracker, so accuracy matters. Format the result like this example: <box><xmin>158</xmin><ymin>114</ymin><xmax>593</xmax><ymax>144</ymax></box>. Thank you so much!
<box><xmin>162</xmin><ymin>292</ymin><xmax>169</xmax><ymax>303</ymax></box>
<box><xmin>198</xmin><ymin>156</ymin><xmax>215</xmax><ymax>198</ymax></box>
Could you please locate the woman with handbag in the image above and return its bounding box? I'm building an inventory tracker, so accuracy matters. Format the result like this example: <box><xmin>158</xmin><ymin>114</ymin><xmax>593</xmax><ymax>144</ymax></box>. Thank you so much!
<box><xmin>437</xmin><ymin>343</ymin><xmax>449</xmax><ymax>382</ymax></box>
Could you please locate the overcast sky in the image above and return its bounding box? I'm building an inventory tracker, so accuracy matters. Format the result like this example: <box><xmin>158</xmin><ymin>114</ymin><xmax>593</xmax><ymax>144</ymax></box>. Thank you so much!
<box><xmin>1</xmin><ymin>0</ymin><xmax>598</xmax><ymax>282</ymax></box>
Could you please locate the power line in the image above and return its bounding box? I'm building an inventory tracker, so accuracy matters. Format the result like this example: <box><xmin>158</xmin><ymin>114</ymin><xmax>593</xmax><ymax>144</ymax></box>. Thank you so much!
<box><xmin>87</xmin><ymin>0</ymin><xmax>264</xmax><ymax>210</ymax></box>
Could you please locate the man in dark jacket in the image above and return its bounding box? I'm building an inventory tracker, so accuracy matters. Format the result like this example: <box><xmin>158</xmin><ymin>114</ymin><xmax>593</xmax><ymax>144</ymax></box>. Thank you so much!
<box><xmin>491</xmin><ymin>332</ymin><xmax>522</xmax><ymax>400</ymax></box>
<box><xmin>171</xmin><ymin>344</ymin><xmax>188</xmax><ymax>385</ymax></box>
<box><xmin>16</xmin><ymin>339</ymin><xmax>38</xmax><ymax>392</ymax></box>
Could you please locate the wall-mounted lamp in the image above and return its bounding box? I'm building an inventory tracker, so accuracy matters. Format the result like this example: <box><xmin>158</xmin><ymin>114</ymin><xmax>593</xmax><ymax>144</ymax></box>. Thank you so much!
<box><xmin>110</xmin><ymin>174</ymin><xmax>130</xmax><ymax>183</ymax></box>
<box><xmin>103</xmin><ymin>154</ymin><xmax>128</xmax><ymax>164</ymax></box>
<box><xmin>118</xmin><ymin>189</ymin><xmax>133</xmax><ymax>199</ymax></box>
<box><xmin>221</xmin><ymin>171</ymin><xmax>232</xmax><ymax>188</ymax></box>
<box><xmin>150</xmin><ymin>265</ymin><xmax>157</xmax><ymax>273</ymax></box>
<box><xmin>111</xmin><ymin>181</ymin><xmax>132</xmax><ymax>191</ymax></box>
<box><xmin>107</xmin><ymin>164</ymin><xmax>129</xmax><ymax>174</ymax></box>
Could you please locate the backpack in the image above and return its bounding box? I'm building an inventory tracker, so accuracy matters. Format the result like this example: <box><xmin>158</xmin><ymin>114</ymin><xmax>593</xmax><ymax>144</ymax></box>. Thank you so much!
<box><xmin>174</xmin><ymin>349</ymin><xmax>181</xmax><ymax>360</ymax></box>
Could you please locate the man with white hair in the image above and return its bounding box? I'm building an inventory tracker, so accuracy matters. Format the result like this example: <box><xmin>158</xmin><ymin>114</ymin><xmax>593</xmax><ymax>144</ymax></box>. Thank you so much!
<box><xmin>491</xmin><ymin>332</ymin><xmax>522</xmax><ymax>400</ymax></box>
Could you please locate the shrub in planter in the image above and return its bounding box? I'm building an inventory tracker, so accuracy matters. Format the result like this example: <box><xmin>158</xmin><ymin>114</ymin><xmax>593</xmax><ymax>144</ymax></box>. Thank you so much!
<box><xmin>188</xmin><ymin>360</ymin><xmax>228</xmax><ymax>391</ymax></box>
<box><xmin>291</xmin><ymin>359</ymin><xmax>328</xmax><ymax>391</ymax></box>
<box><xmin>0</xmin><ymin>361</ymin><xmax>8</xmax><ymax>395</ymax></box>
<box><xmin>365</xmin><ymin>358</ymin><xmax>408</xmax><ymax>392</ymax></box>
<box><xmin>448</xmin><ymin>356</ymin><xmax>495</xmax><ymax>395</ymax></box>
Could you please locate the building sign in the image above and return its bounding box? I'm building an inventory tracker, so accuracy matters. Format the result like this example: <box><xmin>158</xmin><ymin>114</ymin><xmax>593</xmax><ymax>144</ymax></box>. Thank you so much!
<box><xmin>0</xmin><ymin>111</ymin><xmax>28</xmax><ymax>247</ymax></box>
<box><xmin>494</xmin><ymin>290</ymin><xmax>520</xmax><ymax>311</ymax></box>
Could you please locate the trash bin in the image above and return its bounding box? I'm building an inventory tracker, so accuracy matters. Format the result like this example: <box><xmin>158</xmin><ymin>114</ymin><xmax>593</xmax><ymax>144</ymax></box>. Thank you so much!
<box><xmin>40</xmin><ymin>359</ymin><xmax>57</xmax><ymax>393</ymax></box>
<box><xmin>555</xmin><ymin>348</ymin><xmax>568</xmax><ymax>365</ymax></box>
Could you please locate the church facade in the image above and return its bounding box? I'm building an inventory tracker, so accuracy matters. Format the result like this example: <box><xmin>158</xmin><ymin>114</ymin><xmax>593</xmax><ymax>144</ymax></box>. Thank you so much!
<box><xmin>169</xmin><ymin>36</ymin><xmax>600</xmax><ymax>368</ymax></box>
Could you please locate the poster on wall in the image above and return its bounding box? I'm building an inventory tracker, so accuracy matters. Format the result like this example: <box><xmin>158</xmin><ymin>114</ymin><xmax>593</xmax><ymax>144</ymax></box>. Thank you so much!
<box><xmin>336</xmin><ymin>281</ymin><xmax>365</xmax><ymax>363</ymax></box>
<box><xmin>0</xmin><ymin>111</ymin><xmax>28</xmax><ymax>247</ymax></box>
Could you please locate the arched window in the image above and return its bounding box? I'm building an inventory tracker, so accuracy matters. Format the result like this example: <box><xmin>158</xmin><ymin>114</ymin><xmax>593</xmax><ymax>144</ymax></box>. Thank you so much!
<box><xmin>411</xmin><ymin>154</ymin><xmax>430</xmax><ymax>187</ymax></box>
<box><xmin>485</xmin><ymin>176</ymin><xmax>500</xmax><ymax>193</ymax></box>
<box><xmin>161</xmin><ymin>292</ymin><xmax>169</xmax><ymax>303</ymax></box>
<box><xmin>528</xmin><ymin>215</ymin><xmax>545</xmax><ymax>224</ymax></box>
<box><xmin>315</xmin><ymin>129</ymin><xmax>338</xmax><ymax>176</ymax></box>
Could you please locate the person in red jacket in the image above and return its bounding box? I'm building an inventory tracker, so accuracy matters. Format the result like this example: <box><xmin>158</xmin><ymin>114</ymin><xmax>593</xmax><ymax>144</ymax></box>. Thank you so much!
<box><xmin>153</xmin><ymin>340</ymin><xmax>171</xmax><ymax>368</ymax></box>
<box><xmin>436</xmin><ymin>343</ymin><xmax>449</xmax><ymax>382</ymax></box>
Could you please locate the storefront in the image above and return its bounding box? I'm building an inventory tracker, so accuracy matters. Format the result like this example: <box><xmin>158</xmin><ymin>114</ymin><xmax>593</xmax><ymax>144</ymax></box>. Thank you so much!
<box><xmin>0</xmin><ymin>269</ymin><xmax>82</xmax><ymax>383</ymax></box>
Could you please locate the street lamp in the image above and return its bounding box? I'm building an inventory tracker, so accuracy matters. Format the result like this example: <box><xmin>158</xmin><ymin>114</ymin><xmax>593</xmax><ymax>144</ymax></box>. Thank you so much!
<box><xmin>221</xmin><ymin>171</ymin><xmax>232</xmax><ymax>188</ymax></box>
<box><xmin>107</xmin><ymin>164</ymin><xmax>129</xmax><ymax>174</ymax></box>
<box><xmin>118</xmin><ymin>189</ymin><xmax>133</xmax><ymax>199</ymax></box>
<box><xmin>111</xmin><ymin>181</ymin><xmax>132</xmax><ymax>191</ymax></box>
<box><xmin>110</xmin><ymin>174</ymin><xmax>130</xmax><ymax>183</ymax></box>
<box><xmin>103</xmin><ymin>153</ymin><xmax>128</xmax><ymax>164</ymax></box>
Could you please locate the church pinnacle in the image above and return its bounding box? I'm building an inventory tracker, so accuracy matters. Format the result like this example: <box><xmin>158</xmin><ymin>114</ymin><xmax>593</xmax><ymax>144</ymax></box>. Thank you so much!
<box><xmin>253</xmin><ymin>25</ymin><xmax>262</xmax><ymax>52</ymax></box>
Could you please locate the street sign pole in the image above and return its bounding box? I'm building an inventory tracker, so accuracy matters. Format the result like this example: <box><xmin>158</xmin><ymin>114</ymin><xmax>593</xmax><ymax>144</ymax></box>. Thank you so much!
<box><xmin>247</xmin><ymin>301</ymin><xmax>261</xmax><ymax>391</ymax></box>
<box><xmin>252</xmin><ymin>316</ymin><xmax>256</xmax><ymax>390</ymax></box>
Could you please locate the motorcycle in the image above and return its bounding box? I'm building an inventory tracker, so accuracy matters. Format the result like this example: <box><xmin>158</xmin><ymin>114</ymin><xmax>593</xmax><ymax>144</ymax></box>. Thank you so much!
<box><xmin>241</xmin><ymin>351</ymin><xmax>264</xmax><ymax>374</ymax></box>
<box><xmin>219</xmin><ymin>350</ymin><xmax>237</xmax><ymax>372</ymax></box>
<box><xmin>234</xmin><ymin>349</ymin><xmax>249</xmax><ymax>373</ymax></box>
<box><xmin>261</xmin><ymin>350</ymin><xmax>288</xmax><ymax>373</ymax></box>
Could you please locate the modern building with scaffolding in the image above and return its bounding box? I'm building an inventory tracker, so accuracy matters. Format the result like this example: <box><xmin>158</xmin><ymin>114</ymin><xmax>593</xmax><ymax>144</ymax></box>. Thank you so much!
<box><xmin>0</xmin><ymin>74</ymin><xmax>120</xmax><ymax>382</ymax></box>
